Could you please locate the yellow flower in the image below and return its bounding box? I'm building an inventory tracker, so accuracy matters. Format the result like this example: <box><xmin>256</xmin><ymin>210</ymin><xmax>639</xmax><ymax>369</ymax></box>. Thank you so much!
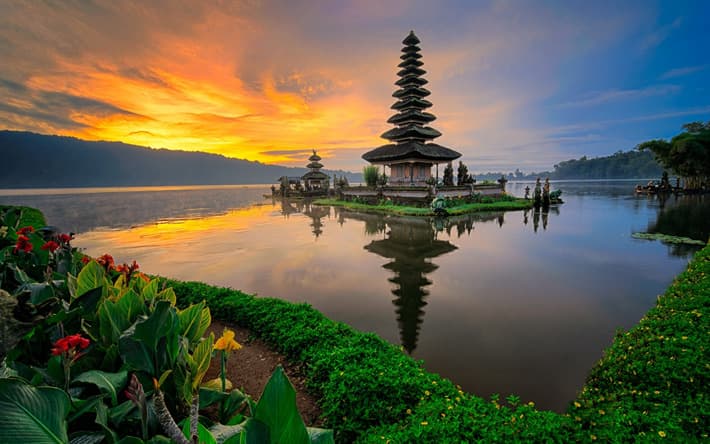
<box><xmin>420</xmin><ymin>421</ymin><xmax>428</xmax><ymax>426</ymax></box>
<box><xmin>658</xmin><ymin>431</ymin><xmax>666</xmax><ymax>438</ymax></box>
<box><xmin>214</xmin><ymin>329</ymin><xmax>241</xmax><ymax>352</ymax></box>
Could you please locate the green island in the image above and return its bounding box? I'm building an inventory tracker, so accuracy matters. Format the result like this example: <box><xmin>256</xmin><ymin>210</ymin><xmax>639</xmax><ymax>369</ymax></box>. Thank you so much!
<box><xmin>1</xmin><ymin>205</ymin><xmax>707</xmax><ymax>443</ymax></box>
<box><xmin>313</xmin><ymin>195</ymin><xmax>533</xmax><ymax>217</ymax></box>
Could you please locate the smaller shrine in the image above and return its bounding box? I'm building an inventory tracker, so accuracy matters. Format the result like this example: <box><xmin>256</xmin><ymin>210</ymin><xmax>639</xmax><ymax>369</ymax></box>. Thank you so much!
<box><xmin>302</xmin><ymin>150</ymin><xmax>329</xmax><ymax>191</ymax></box>
<box><xmin>273</xmin><ymin>149</ymin><xmax>330</xmax><ymax>197</ymax></box>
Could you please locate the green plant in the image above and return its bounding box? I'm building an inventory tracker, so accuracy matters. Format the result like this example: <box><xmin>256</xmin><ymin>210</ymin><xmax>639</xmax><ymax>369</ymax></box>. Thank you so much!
<box><xmin>0</xmin><ymin>207</ymin><xmax>333</xmax><ymax>444</ymax></box>
<box><xmin>363</xmin><ymin>166</ymin><xmax>379</xmax><ymax>187</ymax></box>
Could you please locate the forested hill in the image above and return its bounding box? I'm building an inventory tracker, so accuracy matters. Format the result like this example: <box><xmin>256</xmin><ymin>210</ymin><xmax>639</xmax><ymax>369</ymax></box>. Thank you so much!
<box><xmin>548</xmin><ymin>150</ymin><xmax>663</xmax><ymax>179</ymax></box>
<box><xmin>0</xmin><ymin>131</ymin><xmax>358</xmax><ymax>188</ymax></box>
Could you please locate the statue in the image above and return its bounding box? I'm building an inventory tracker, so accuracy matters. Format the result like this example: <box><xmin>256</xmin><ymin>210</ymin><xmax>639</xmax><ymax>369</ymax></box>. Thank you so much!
<box><xmin>524</xmin><ymin>185</ymin><xmax>530</xmax><ymax>199</ymax></box>
<box><xmin>533</xmin><ymin>178</ymin><xmax>542</xmax><ymax>207</ymax></box>
<box><xmin>542</xmin><ymin>177</ymin><xmax>551</xmax><ymax>207</ymax></box>
<box><xmin>430</xmin><ymin>195</ymin><xmax>448</xmax><ymax>216</ymax></box>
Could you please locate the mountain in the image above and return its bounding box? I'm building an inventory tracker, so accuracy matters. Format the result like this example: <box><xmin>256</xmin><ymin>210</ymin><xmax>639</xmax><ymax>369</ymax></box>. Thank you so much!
<box><xmin>0</xmin><ymin>130</ymin><xmax>360</xmax><ymax>188</ymax></box>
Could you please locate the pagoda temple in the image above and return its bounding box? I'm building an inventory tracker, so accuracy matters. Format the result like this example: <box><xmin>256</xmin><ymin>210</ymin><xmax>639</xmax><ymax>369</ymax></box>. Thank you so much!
<box><xmin>362</xmin><ymin>30</ymin><xmax>461</xmax><ymax>185</ymax></box>
<box><xmin>301</xmin><ymin>149</ymin><xmax>329</xmax><ymax>191</ymax></box>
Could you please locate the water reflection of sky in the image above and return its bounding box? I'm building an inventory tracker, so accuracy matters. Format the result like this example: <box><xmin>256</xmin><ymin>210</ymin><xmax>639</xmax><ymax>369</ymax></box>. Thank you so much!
<box><xmin>1</xmin><ymin>182</ymin><xmax>705</xmax><ymax>412</ymax></box>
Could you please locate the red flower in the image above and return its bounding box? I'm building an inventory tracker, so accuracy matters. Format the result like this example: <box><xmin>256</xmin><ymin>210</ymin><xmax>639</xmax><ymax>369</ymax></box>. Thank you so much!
<box><xmin>81</xmin><ymin>256</ymin><xmax>91</xmax><ymax>264</ymax></box>
<box><xmin>52</xmin><ymin>333</ymin><xmax>90</xmax><ymax>359</ymax></box>
<box><xmin>116</xmin><ymin>260</ymin><xmax>141</xmax><ymax>281</ymax></box>
<box><xmin>97</xmin><ymin>253</ymin><xmax>115</xmax><ymax>270</ymax></box>
<box><xmin>13</xmin><ymin>235</ymin><xmax>33</xmax><ymax>254</ymax></box>
<box><xmin>41</xmin><ymin>240</ymin><xmax>60</xmax><ymax>253</ymax></box>
<box><xmin>17</xmin><ymin>226</ymin><xmax>34</xmax><ymax>235</ymax></box>
<box><xmin>58</xmin><ymin>233</ymin><xmax>73</xmax><ymax>244</ymax></box>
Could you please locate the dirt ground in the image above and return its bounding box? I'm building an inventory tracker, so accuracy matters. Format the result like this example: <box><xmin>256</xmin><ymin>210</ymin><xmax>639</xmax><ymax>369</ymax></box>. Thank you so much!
<box><xmin>205</xmin><ymin>320</ymin><xmax>324</xmax><ymax>427</ymax></box>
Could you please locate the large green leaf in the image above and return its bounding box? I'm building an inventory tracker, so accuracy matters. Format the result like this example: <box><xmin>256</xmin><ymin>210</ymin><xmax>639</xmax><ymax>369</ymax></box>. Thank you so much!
<box><xmin>24</xmin><ymin>282</ymin><xmax>56</xmax><ymax>305</ymax></box>
<box><xmin>66</xmin><ymin>273</ymin><xmax>78</xmax><ymax>299</ymax></box>
<box><xmin>242</xmin><ymin>419</ymin><xmax>269</xmax><ymax>444</ymax></box>
<box><xmin>69</xmin><ymin>432</ymin><xmax>105</xmax><ymax>444</ymax></box>
<box><xmin>67</xmin><ymin>394</ymin><xmax>104</xmax><ymax>423</ymax></box>
<box><xmin>209</xmin><ymin>423</ymin><xmax>246</xmax><ymax>444</ymax></box>
<box><xmin>69</xmin><ymin>286</ymin><xmax>103</xmax><ymax>317</ymax></box>
<box><xmin>181</xmin><ymin>419</ymin><xmax>216</xmax><ymax>444</ymax></box>
<box><xmin>156</xmin><ymin>287</ymin><xmax>176</xmax><ymax>305</ymax></box>
<box><xmin>119</xmin><ymin>336</ymin><xmax>155</xmax><ymax>375</ymax></box>
<box><xmin>0</xmin><ymin>378</ymin><xmax>70</xmax><ymax>443</ymax></box>
<box><xmin>307</xmin><ymin>428</ymin><xmax>335</xmax><ymax>444</ymax></box>
<box><xmin>72</xmin><ymin>370</ymin><xmax>128</xmax><ymax>406</ymax></box>
<box><xmin>76</xmin><ymin>260</ymin><xmax>106</xmax><ymax>299</ymax></box>
<box><xmin>94</xmin><ymin>402</ymin><xmax>118</xmax><ymax>443</ymax></box>
<box><xmin>253</xmin><ymin>366</ymin><xmax>309</xmax><ymax>444</ymax></box>
<box><xmin>190</xmin><ymin>334</ymin><xmax>214</xmax><ymax>390</ymax></box>
<box><xmin>98</xmin><ymin>290</ymin><xmax>145</xmax><ymax>345</ymax></box>
<box><xmin>134</xmin><ymin>301</ymin><xmax>175</xmax><ymax>351</ymax></box>
<box><xmin>140</xmin><ymin>279</ymin><xmax>159</xmax><ymax>305</ymax></box>
<box><xmin>178</xmin><ymin>302</ymin><xmax>211</xmax><ymax>346</ymax></box>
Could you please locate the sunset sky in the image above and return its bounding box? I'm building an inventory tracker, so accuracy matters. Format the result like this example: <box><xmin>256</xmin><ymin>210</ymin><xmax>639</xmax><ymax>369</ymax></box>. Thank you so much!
<box><xmin>1</xmin><ymin>0</ymin><xmax>709</xmax><ymax>172</ymax></box>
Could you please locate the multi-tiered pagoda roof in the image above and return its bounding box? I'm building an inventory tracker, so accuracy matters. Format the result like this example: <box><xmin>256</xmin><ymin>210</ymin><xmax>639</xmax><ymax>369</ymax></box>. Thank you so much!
<box><xmin>363</xmin><ymin>31</ymin><xmax>461</xmax><ymax>164</ymax></box>
<box><xmin>302</xmin><ymin>149</ymin><xmax>328</xmax><ymax>181</ymax></box>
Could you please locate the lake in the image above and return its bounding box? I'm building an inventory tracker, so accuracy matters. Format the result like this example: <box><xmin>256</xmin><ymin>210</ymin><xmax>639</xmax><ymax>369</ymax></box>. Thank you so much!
<box><xmin>2</xmin><ymin>181</ymin><xmax>707</xmax><ymax>412</ymax></box>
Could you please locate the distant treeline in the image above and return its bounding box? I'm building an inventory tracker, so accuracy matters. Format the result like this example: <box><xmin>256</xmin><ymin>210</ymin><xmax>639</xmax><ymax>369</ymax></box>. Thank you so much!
<box><xmin>0</xmin><ymin>131</ymin><xmax>360</xmax><ymax>188</ymax></box>
<box><xmin>475</xmin><ymin>149</ymin><xmax>664</xmax><ymax>181</ymax></box>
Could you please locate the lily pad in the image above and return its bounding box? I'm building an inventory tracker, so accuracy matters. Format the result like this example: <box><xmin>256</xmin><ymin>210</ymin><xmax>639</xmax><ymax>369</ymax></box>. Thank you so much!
<box><xmin>631</xmin><ymin>232</ymin><xmax>707</xmax><ymax>246</ymax></box>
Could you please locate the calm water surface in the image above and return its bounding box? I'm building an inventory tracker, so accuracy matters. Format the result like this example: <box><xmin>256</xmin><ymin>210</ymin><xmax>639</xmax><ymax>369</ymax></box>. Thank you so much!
<box><xmin>2</xmin><ymin>182</ymin><xmax>707</xmax><ymax>412</ymax></box>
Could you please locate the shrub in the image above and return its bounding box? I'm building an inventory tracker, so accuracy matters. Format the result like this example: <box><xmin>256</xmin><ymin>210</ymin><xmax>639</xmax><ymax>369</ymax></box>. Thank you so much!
<box><xmin>363</xmin><ymin>166</ymin><xmax>380</xmax><ymax>187</ymax></box>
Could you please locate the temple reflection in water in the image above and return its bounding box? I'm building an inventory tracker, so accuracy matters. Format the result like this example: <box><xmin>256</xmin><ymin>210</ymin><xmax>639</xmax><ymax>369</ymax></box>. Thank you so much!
<box><xmin>364</xmin><ymin>216</ymin><xmax>456</xmax><ymax>353</ymax></box>
<box><xmin>272</xmin><ymin>199</ymin><xmax>561</xmax><ymax>353</ymax></box>
<box><xmin>334</xmin><ymin>211</ymin><xmax>498</xmax><ymax>353</ymax></box>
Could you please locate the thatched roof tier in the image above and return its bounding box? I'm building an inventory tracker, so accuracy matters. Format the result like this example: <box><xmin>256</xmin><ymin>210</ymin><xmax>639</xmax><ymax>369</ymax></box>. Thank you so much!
<box><xmin>391</xmin><ymin>97</ymin><xmax>433</xmax><ymax>111</ymax></box>
<box><xmin>402</xmin><ymin>45</ymin><xmax>421</xmax><ymax>54</ymax></box>
<box><xmin>362</xmin><ymin>141</ymin><xmax>461</xmax><ymax>163</ymax></box>
<box><xmin>308</xmin><ymin>152</ymin><xmax>321</xmax><ymax>161</ymax></box>
<box><xmin>302</xmin><ymin>170</ymin><xmax>329</xmax><ymax>180</ymax></box>
<box><xmin>398</xmin><ymin>58</ymin><xmax>424</xmax><ymax>68</ymax></box>
<box><xmin>397</xmin><ymin>65</ymin><xmax>426</xmax><ymax>76</ymax></box>
<box><xmin>307</xmin><ymin>161</ymin><xmax>323</xmax><ymax>169</ymax></box>
<box><xmin>395</xmin><ymin>76</ymin><xmax>427</xmax><ymax>87</ymax></box>
<box><xmin>399</xmin><ymin>52</ymin><xmax>422</xmax><ymax>60</ymax></box>
<box><xmin>400</xmin><ymin>52</ymin><xmax>422</xmax><ymax>60</ymax></box>
<box><xmin>387</xmin><ymin>110</ymin><xmax>436</xmax><ymax>125</ymax></box>
<box><xmin>392</xmin><ymin>87</ymin><xmax>430</xmax><ymax>99</ymax></box>
<box><xmin>402</xmin><ymin>30</ymin><xmax>421</xmax><ymax>45</ymax></box>
<box><xmin>381</xmin><ymin>125</ymin><xmax>442</xmax><ymax>141</ymax></box>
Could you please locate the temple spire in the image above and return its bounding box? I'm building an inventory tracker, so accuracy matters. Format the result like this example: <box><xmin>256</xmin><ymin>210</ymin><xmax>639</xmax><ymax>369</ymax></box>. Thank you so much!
<box><xmin>362</xmin><ymin>31</ymin><xmax>460</xmax><ymax>170</ymax></box>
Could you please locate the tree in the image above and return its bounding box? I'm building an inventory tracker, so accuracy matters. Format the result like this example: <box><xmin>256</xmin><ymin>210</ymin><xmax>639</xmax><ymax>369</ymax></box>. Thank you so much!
<box><xmin>443</xmin><ymin>163</ymin><xmax>454</xmax><ymax>186</ymax></box>
<box><xmin>456</xmin><ymin>161</ymin><xmax>472</xmax><ymax>186</ymax></box>
<box><xmin>638</xmin><ymin>121</ymin><xmax>710</xmax><ymax>190</ymax></box>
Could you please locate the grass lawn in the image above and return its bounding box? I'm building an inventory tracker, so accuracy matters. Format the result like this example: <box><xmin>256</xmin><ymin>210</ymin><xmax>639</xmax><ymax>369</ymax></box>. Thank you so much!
<box><xmin>313</xmin><ymin>197</ymin><xmax>533</xmax><ymax>216</ymax></box>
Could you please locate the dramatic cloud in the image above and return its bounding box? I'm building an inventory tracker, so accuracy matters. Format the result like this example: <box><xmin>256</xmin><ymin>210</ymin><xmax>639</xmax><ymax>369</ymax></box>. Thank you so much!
<box><xmin>0</xmin><ymin>0</ymin><xmax>708</xmax><ymax>172</ymax></box>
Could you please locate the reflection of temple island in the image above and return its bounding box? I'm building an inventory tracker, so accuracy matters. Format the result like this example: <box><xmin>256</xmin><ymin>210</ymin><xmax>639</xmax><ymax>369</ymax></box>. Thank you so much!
<box><xmin>363</xmin><ymin>216</ymin><xmax>457</xmax><ymax>353</ymax></box>
<box><xmin>272</xmin><ymin>150</ymin><xmax>330</xmax><ymax>198</ymax></box>
<box><xmin>274</xmin><ymin>198</ymin><xmax>330</xmax><ymax>239</ymax></box>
